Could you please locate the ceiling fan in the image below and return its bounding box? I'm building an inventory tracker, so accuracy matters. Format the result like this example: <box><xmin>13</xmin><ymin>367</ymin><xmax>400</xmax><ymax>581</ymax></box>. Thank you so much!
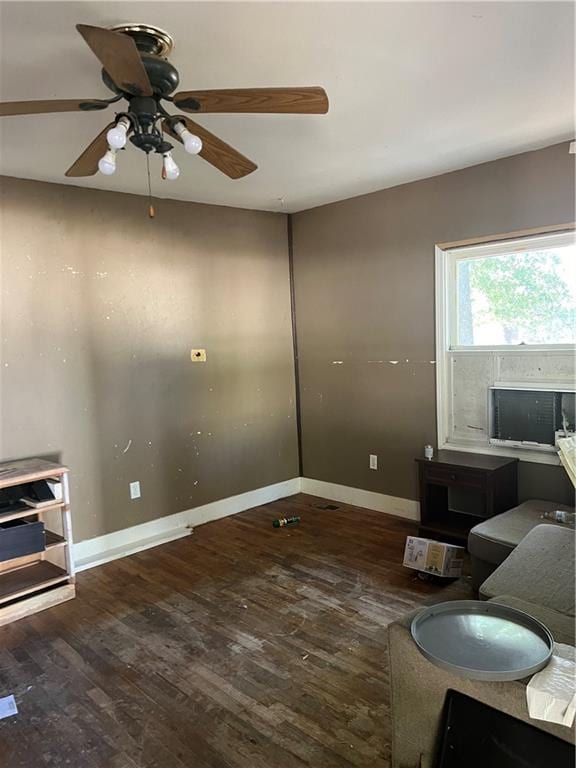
<box><xmin>0</xmin><ymin>23</ymin><xmax>329</xmax><ymax>182</ymax></box>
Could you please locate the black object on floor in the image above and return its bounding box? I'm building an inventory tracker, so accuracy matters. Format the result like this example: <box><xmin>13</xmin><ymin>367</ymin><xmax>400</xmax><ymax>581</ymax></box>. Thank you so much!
<box><xmin>435</xmin><ymin>690</ymin><xmax>574</xmax><ymax>768</ymax></box>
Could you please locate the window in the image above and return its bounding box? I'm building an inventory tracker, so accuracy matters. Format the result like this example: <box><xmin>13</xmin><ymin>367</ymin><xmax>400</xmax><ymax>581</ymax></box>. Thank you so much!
<box><xmin>435</xmin><ymin>228</ymin><xmax>576</xmax><ymax>465</ymax></box>
<box><xmin>448</xmin><ymin>231</ymin><xmax>575</xmax><ymax>348</ymax></box>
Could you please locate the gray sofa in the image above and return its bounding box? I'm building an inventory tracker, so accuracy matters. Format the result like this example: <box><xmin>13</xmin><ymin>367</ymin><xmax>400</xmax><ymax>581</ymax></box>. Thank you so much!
<box><xmin>468</xmin><ymin>499</ymin><xmax>574</xmax><ymax>590</ymax></box>
<box><xmin>388</xmin><ymin>523</ymin><xmax>575</xmax><ymax>768</ymax></box>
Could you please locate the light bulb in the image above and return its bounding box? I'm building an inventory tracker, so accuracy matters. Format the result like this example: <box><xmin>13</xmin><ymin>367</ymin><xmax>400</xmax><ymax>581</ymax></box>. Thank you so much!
<box><xmin>174</xmin><ymin>122</ymin><xmax>202</xmax><ymax>155</ymax></box>
<box><xmin>98</xmin><ymin>149</ymin><xmax>116</xmax><ymax>176</ymax></box>
<box><xmin>106</xmin><ymin>120</ymin><xmax>128</xmax><ymax>150</ymax></box>
<box><xmin>183</xmin><ymin>132</ymin><xmax>202</xmax><ymax>155</ymax></box>
<box><xmin>163</xmin><ymin>152</ymin><xmax>180</xmax><ymax>181</ymax></box>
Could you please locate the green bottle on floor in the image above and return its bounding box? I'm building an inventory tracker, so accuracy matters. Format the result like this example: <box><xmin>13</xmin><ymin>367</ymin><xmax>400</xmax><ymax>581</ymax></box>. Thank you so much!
<box><xmin>273</xmin><ymin>516</ymin><xmax>300</xmax><ymax>528</ymax></box>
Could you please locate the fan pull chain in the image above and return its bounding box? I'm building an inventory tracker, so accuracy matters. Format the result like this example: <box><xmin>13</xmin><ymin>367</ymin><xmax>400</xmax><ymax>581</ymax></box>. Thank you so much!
<box><xmin>146</xmin><ymin>153</ymin><xmax>155</xmax><ymax>218</ymax></box>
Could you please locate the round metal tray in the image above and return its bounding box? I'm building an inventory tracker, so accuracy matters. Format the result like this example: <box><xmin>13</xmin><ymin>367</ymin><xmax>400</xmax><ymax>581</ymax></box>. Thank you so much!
<box><xmin>411</xmin><ymin>600</ymin><xmax>553</xmax><ymax>681</ymax></box>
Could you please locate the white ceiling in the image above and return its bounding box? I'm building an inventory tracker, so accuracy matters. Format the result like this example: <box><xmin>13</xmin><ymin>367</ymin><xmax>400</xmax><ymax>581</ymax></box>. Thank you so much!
<box><xmin>0</xmin><ymin>1</ymin><xmax>573</xmax><ymax>212</ymax></box>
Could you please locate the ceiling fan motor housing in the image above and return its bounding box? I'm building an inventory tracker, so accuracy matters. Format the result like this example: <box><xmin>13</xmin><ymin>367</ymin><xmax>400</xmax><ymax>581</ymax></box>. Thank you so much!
<box><xmin>102</xmin><ymin>53</ymin><xmax>179</xmax><ymax>98</ymax></box>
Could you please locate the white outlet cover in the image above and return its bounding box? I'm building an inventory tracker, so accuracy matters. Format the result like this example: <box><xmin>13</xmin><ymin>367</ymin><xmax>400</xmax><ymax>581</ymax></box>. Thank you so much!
<box><xmin>129</xmin><ymin>481</ymin><xmax>141</xmax><ymax>500</ymax></box>
<box><xmin>369</xmin><ymin>454</ymin><xmax>378</xmax><ymax>470</ymax></box>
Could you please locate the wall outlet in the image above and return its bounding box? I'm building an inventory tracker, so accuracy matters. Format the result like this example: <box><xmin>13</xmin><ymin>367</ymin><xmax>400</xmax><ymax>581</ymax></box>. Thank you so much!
<box><xmin>369</xmin><ymin>454</ymin><xmax>378</xmax><ymax>470</ymax></box>
<box><xmin>190</xmin><ymin>349</ymin><xmax>207</xmax><ymax>362</ymax></box>
<box><xmin>129</xmin><ymin>481</ymin><xmax>141</xmax><ymax>500</ymax></box>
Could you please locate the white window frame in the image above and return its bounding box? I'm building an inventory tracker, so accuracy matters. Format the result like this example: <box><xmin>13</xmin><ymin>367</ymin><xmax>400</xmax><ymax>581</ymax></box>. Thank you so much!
<box><xmin>443</xmin><ymin>230</ymin><xmax>576</xmax><ymax>352</ymax></box>
<box><xmin>435</xmin><ymin>227</ymin><xmax>576</xmax><ymax>465</ymax></box>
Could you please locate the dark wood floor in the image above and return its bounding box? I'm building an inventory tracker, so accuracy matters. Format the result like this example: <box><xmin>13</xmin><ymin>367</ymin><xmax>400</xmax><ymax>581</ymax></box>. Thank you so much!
<box><xmin>0</xmin><ymin>494</ymin><xmax>471</xmax><ymax>768</ymax></box>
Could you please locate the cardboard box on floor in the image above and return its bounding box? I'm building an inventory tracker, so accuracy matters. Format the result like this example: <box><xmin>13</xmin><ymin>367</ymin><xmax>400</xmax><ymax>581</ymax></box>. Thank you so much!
<box><xmin>403</xmin><ymin>536</ymin><xmax>464</xmax><ymax>578</ymax></box>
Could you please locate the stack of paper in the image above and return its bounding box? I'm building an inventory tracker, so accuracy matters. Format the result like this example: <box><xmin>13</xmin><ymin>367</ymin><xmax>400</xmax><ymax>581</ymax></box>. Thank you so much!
<box><xmin>558</xmin><ymin>436</ymin><xmax>576</xmax><ymax>489</ymax></box>
<box><xmin>526</xmin><ymin>643</ymin><xmax>576</xmax><ymax>727</ymax></box>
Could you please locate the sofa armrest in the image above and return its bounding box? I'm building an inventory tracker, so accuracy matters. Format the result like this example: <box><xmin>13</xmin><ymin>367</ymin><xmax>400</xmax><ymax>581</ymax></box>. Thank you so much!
<box><xmin>480</xmin><ymin>524</ymin><xmax>575</xmax><ymax>614</ymax></box>
<box><xmin>387</xmin><ymin>614</ymin><xmax>574</xmax><ymax>768</ymax></box>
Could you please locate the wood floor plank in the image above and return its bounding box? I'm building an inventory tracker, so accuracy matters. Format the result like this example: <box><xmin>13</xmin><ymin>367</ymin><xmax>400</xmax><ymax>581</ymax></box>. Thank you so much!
<box><xmin>0</xmin><ymin>493</ymin><xmax>471</xmax><ymax>766</ymax></box>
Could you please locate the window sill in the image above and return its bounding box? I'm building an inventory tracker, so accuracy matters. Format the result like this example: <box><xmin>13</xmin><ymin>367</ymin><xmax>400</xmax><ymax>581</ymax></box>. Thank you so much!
<box><xmin>440</xmin><ymin>442</ymin><xmax>562</xmax><ymax>467</ymax></box>
<box><xmin>449</xmin><ymin>345</ymin><xmax>575</xmax><ymax>354</ymax></box>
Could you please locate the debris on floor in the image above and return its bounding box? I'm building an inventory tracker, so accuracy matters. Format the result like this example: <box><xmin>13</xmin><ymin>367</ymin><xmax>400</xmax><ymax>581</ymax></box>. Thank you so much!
<box><xmin>273</xmin><ymin>516</ymin><xmax>301</xmax><ymax>528</ymax></box>
<box><xmin>0</xmin><ymin>695</ymin><xmax>18</xmax><ymax>720</ymax></box>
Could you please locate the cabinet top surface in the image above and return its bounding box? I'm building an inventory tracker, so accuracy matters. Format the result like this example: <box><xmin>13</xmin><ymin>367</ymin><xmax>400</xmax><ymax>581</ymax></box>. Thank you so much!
<box><xmin>416</xmin><ymin>450</ymin><xmax>518</xmax><ymax>472</ymax></box>
<box><xmin>0</xmin><ymin>458</ymin><xmax>68</xmax><ymax>489</ymax></box>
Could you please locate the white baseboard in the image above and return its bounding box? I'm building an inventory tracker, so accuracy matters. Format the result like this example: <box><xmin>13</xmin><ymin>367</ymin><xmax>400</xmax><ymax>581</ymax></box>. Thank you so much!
<box><xmin>74</xmin><ymin>477</ymin><xmax>302</xmax><ymax>571</ymax></box>
<box><xmin>300</xmin><ymin>478</ymin><xmax>420</xmax><ymax>521</ymax></box>
<box><xmin>73</xmin><ymin>475</ymin><xmax>418</xmax><ymax>572</ymax></box>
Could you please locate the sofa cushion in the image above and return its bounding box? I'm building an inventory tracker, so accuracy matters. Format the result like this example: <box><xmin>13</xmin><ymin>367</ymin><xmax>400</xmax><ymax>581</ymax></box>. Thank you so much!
<box><xmin>468</xmin><ymin>500</ymin><xmax>574</xmax><ymax>567</ymax></box>
<box><xmin>480</xmin><ymin>524</ymin><xmax>575</xmax><ymax>616</ymax></box>
<box><xmin>488</xmin><ymin>595</ymin><xmax>575</xmax><ymax>646</ymax></box>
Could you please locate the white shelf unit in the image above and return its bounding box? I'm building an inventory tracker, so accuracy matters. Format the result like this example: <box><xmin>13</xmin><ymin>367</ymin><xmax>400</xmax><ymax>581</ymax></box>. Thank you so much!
<box><xmin>0</xmin><ymin>458</ymin><xmax>75</xmax><ymax>626</ymax></box>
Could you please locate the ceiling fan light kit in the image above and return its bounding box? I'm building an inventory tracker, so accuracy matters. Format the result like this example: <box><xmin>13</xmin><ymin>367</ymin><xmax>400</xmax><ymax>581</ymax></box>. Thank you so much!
<box><xmin>0</xmin><ymin>22</ymin><xmax>329</xmax><ymax>207</ymax></box>
<box><xmin>98</xmin><ymin>148</ymin><xmax>117</xmax><ymax>176</ymax></box>
<box><xmin>162</xmin><ymin>152</ymin><xmax>180</xmax><ymax>180</ymax></box>
<box><xmin>106</xmin><ymin>117</ymin><xmax>130</xmax><ymax>150</ymax></box>
<box><xmin>173</xmin><ymin>121</ymin><xmax>203</xmax><ymax>155</ymax></box>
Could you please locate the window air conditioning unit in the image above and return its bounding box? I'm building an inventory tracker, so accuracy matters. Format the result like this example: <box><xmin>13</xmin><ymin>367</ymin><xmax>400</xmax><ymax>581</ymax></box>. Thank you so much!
<box><xmin>489</xmin><ymin>387</ymin><xmax>575</xmax><ymax>452</ymax></box>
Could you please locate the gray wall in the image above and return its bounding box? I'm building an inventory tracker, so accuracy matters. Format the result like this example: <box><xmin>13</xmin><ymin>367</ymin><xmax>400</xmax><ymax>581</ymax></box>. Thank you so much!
<box><xmin>291</xmin><ymin>142</ymin><xmax>575</xmax><ymax>506</ymax></box>
<box><xmin>0</xmin><ymin>177</ymin><xmax>299</xmax><ymax>541</ymax></box>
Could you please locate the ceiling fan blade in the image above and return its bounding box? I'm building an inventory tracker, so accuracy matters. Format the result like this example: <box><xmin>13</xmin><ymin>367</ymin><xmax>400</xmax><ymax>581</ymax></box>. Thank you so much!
<box><xmin>163</xmin><ymin>117</ymin><xmax>257</xmax><ymax>179</ymax></box>
<box><xmin>172</xmin><ymin>87</ymin><xmax>329</xmax><ymax>114</ymax></box>
<box><xmin>65</xmin><ymin>122</ymin><xmax>115</xmax><ymax>177</ymax></box>
<box><xmin>76</xmin><ymin>24</ymin><xmax>153</xmax><ymax>97</ymax></box>
<box><xmin>0</xmin><ymin>99</ymin><xmax>110</xmax><ymax>117</ymax></box>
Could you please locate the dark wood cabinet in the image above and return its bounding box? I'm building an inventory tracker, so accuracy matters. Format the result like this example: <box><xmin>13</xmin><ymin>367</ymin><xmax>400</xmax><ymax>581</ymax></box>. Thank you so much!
<box><xmin>416</xmin><ymin>451</ymin><xmax>518</xmax><ymax>545</ymax></box>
